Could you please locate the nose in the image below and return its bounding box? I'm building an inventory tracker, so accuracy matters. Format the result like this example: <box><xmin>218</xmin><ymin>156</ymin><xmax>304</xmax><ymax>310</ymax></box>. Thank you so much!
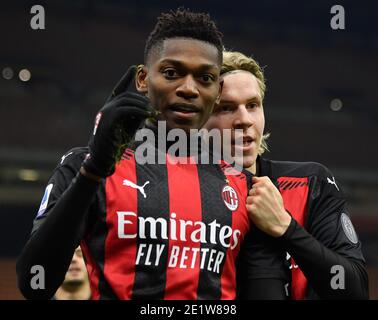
<box><xmin>176</xmin><ymin>75</ymin><xmax>199</xmax><ymax>100</ymax></box>
<box><xmin>233</xmin><ymin>105</ymin><xmax>253</xmax><ymax>130</ymax></box>
<box><xmin>71</xmin><ymin>254</ymin><xmax>78</xmax><ymax>265</ymax></box>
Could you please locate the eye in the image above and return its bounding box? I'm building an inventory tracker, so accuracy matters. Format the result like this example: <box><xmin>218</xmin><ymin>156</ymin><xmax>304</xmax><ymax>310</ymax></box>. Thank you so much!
<box><xmin>201</xmin><ymin>74</ymin><xmax>214</xmax><ymax>83</ymax></box>
<box><xmin>247</xmin><ymin>102</ymin><xmax>259</xmax><ymax>109</ymax></box>
<box><xmin>162</xmin><ymin>68</ymin><xmax>178</xmax><ymax>79</ymax></box>
<box><xmin>216</xmin><ymin>104</ymin><xmax>234</xmax><ymax>113</ymax></box>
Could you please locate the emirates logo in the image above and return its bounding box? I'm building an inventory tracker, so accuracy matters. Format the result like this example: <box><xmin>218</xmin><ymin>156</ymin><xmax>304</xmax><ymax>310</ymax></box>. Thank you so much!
<box><xmin>222</xmin><ymin>185</ymin><xmax>239</xmax><ymax>211</ymax></box>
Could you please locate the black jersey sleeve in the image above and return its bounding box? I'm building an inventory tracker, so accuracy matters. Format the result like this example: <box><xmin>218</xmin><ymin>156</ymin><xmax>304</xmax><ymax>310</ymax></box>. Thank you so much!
<box><xmin>280</xmin><ymin>165</ymin><xmax>369</xmax><ymax>299</ymax></box>
<box><xmin>237</xmin><ymin>224</ymin><xmax>289</xmax><ymax>299</ymax></box>
<box><xmin>16</xmin><ymin>148</ymin><xmax>101</xmax><ymax>300</ymax></box>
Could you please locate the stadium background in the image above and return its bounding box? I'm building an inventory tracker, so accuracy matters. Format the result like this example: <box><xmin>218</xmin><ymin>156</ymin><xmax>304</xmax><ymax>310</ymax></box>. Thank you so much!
<box><xmin>0</xmin><ymin>0</ymin><xmax>377</xmax><ymax>299</ymax></box>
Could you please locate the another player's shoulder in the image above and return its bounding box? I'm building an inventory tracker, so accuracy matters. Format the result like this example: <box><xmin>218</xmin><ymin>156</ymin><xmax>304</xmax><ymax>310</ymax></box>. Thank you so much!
<box><xmin>262</xmin><ymin>158</ymin><xmax>344</xmax><ymax>197</ymax></box>
<box><xmin>262</xmin><ymin>158</ymin><xmax>333</xmax><ymax>180</ymax></box>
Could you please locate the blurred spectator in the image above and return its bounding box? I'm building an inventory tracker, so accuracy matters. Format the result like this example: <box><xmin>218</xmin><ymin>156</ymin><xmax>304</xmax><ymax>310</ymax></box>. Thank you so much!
<box><xmin>54</xmin><ymin>247</ymin><xmax>91</xmax><ymax>300</ymax></box>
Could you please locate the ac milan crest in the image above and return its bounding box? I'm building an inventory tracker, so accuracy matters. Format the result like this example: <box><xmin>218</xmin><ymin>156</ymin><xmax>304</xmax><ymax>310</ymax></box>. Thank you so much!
<box><xmin>222</xmin><ymin>185</ymin><xmax>239</xmax><ymax>211</ymax></box>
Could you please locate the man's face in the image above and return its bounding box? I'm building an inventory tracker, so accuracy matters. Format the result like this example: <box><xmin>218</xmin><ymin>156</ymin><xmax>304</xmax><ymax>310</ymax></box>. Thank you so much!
<box><xmin>138</xmin><ymin>38</ymin><xmax>221</xmax><ymax>132</ymax></box>
<box><xmin>63</xmin><ymin>247</ymin><xmax>88</xmax><ymax>286</ymax></box>
<box><xmin>204</xmin><ymin>71</ymin><xmax>265</xmax><ymax>170</ymax></box>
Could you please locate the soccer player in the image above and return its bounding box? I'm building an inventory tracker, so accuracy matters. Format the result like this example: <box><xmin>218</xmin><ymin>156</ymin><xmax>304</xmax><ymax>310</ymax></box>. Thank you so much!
<box><xmin>16</xmin><ymin>9</ymin><xmax>287</xmax><ymax>300</ymax></box>
<box><xmin>204</xmin><ymin>51</ymin><xmax>369</xmax><ymax>299</ymax></box>
<box><xmin>54</xmin><ymin>247</ymin><xmax>91</xmax><ymax>300</ymax></box>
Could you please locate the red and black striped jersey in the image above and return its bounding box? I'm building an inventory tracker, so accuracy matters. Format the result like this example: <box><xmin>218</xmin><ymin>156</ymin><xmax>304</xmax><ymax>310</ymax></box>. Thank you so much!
<box><xmin>31</xmin><ymin>147</ymin><xmax>286</xmax><ymax>299</ymax></box>
<box><xmin>251</xmin><ymin>156</ymin><xmax>367</xmax><ymax>299</ymax></box>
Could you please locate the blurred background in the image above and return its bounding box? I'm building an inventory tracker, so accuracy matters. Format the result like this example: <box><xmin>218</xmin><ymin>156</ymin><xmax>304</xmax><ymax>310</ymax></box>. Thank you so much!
<box><xmin>0</xmin><ymin>0</ymin><xmax>377</xmax><ymax>299</ymax></box>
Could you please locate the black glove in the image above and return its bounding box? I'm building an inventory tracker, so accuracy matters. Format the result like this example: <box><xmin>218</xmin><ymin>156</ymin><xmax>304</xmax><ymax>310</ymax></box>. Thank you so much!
<box><xmin>83</xmin><ymin>65</ymin><xmax>153</xmax><ymax>178</ymax></box>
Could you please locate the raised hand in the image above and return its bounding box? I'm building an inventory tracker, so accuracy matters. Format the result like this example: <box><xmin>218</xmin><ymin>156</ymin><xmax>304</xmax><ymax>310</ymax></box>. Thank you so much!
<box><xmin>83</xmin><ymin>65</ymin><xmax>154</xmax><ymax>178</ymax></box>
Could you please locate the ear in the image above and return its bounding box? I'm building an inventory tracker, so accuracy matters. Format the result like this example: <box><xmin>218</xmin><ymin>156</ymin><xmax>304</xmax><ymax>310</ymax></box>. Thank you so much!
<box><xmin>215</xmin><ymin>78</ymin><xmax>224</xmax><ymax>104</ymax></box>
<box><xmin>135</xmin><ymin>64</ymin><xmax>148</xmax><ymax>93</ymax></box>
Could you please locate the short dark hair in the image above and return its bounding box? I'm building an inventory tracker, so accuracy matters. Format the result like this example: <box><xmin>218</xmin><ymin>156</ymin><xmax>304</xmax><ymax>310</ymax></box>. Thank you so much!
<box><xmin>144</xmin><ymin>8</ymin><xmax>223</xmax><ymax>64</ymax></box>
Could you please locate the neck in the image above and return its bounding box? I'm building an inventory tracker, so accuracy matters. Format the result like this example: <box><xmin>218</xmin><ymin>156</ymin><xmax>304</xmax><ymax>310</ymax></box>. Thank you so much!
<box><xmin>54</xmin><ymin>282</ymin><xmax>91</xmax><ymax>300</ymax></box>
<box><xmin>246</xmin><ymin>158</ymin><xmax>259</xmax><ymax>175</ymax></box>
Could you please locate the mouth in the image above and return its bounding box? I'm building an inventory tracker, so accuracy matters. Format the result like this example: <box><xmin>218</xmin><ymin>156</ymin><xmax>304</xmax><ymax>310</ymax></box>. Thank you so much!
<box><xmin>168</xmin><ymin>103</ymin><xmax>201</xmax><ymax>119</ymax></box>
<box><xmin>232</xmin><ymin>135</ymin><xmax>255</xmax><ymax>150</ymax></box>
<box><xmin>68</xmin><ymin>267</ymin><xmax>81</xmax><ymax>273</ymax></box>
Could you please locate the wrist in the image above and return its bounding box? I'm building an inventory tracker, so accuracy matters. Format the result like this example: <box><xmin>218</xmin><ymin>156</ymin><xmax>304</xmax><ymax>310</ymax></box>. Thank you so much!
<box><xmin>281</xmin><ymin>213</ymin><xmax>292</xmax><ymax>236</ymax></box>
<box><xmin>279</xmin><ymin>214</ymin><xmax>298</xmax><ymax>240</ymax></box>
<box><xmin>80</xmin><ymin>166</ymin><xmax>103</xmax><ymax>182</ymax></box>
<box><xmin>272</xmin><ymin>210</ymin><xmax>292</xmax><ymax>238</ymax></box>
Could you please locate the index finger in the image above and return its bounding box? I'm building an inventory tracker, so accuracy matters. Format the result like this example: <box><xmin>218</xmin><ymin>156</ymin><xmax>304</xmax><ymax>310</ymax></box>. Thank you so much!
<box><xmin>252</xmin><ymin>176</ymin><xmax>271</xmax><ymax>182</ymax></box>
<box><xmin>107</xmin><ymin>65</ymin><xmax>137</xmax><ymax>101</ymax></box>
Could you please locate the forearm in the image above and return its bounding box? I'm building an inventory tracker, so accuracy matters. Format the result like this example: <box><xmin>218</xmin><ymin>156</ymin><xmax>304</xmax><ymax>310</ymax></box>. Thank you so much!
<box><xmin>16</xmin><ymin>171</ymin><xmax>100</xmax><ymax>299</ymax></box>
<box><xmin>281</xmin><ymin>219</ymin><xmax>369</xmax><ymax>299</ymax></box>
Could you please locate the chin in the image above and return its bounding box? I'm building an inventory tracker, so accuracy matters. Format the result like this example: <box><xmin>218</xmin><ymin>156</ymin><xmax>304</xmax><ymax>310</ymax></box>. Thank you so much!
<box><xmin>242</xmin><ymin>156</ymin><xmax>256</xmax><ymax>169</ymax></box>
<box><xmin>64</xmin><ymin>276</ymin><xmax>84</xmax><ymax>285</ymax></box>
<box><xmin>165</xmin><ymin>119</ymin><xmax>191</xmax><ymax>133</ymax></box>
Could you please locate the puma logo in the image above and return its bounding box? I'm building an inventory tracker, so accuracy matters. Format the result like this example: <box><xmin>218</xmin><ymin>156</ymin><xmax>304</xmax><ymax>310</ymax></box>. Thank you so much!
<box><xmin>286</xmin><ymin>252</ymin><xmax>298</xmax><ymax>270</ymax></box>
<box><xmin>123</xmin><ymin>179</ymin><xmax>150</xmax><ymax>198</ymax></box>
<box><xmin>60</xmin><ymin>151</ymin><xmax>73</xmax><ymax>164</ymax></box>
<box><xmin>327</xmin><ymin>177</ymin><xmax>339</xmax><ymax>191</ymax></box>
